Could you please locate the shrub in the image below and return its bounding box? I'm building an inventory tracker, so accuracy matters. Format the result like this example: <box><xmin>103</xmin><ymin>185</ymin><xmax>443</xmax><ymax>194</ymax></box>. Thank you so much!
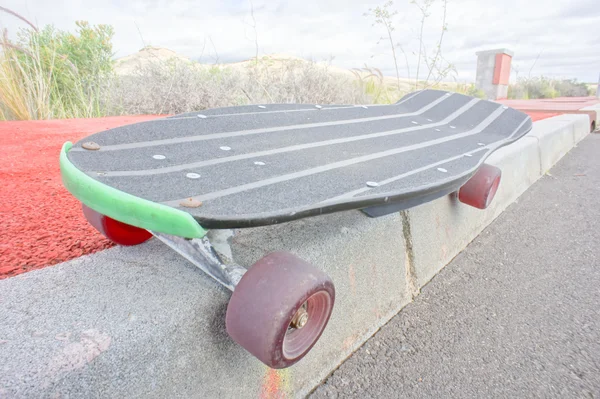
<box><xmin>446</xmin><ymin>82</ymin><xmax>485</xmax><ymax>99</ymax></box>
<box><xmin>351</xmin><ymin>67</ymin><xmax>406</xmax><ymax>104</ymax></box>
<box><xmin>109</xmin><ymin>56</ymin><xmax>372</xmax><ymax>115</ymax></box>
<box><xmin>508</xmin><ymin>77</ymin><xmax>591</xmax><ymax>100</ymax></box>
<box><xmin>107</xmin><ymin>59</ymin><xmax>244</xmax><ymax>115</ymax></box>
<box><xmin>0</xmin><ymin>18</ymin><xmax>114</xmax><ymax>120</ymax></box>
<box><xmin>243</xmin><ymin>58</ymin><xmax>370</xmax><ymax>105</ymax></box>
<box><xmin>553</xmin><ymin>79</ymin><xmax>590</xmax><ymax>97</ymax></box>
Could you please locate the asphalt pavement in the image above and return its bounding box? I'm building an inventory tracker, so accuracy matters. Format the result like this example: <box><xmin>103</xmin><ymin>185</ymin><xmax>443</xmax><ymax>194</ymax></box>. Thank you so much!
<box><xmin>311</xmin><ymin>133</ymin><xmax>600</xmax><ymax>398</ymax></box>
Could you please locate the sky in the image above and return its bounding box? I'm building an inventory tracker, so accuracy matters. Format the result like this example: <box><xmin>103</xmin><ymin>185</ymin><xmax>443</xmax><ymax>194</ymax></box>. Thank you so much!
<box><xmin>2</xmin><ymin>0</ymin><xmax>600</xmax><ymax>83</ymax></box>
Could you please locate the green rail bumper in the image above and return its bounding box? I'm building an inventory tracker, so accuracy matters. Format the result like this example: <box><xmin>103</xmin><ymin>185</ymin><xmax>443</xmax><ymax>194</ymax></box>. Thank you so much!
<box><xmin>60</xmin><ymin>142</ymin><xmax>206</xmax><ymax>239</ymax></box>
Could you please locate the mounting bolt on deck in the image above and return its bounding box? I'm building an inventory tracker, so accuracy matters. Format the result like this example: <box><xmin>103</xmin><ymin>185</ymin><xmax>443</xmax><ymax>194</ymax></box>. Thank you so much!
<box><xmin>82</xmin><ymin>142</ymin><xmax>100</xmax><ymax>150</ymax></box>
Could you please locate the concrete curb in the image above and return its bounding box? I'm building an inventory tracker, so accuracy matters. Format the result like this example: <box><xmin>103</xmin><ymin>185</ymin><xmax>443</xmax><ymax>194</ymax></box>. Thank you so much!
<box><xmin>0</xmin><ymin>114</ymin><xmax>590</xmax><ymax>398</ymax></box>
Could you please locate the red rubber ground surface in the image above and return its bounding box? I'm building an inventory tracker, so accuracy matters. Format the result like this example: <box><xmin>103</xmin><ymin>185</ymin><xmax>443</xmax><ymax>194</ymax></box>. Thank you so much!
<box><xmin>0</xmin><ymin>116</ymin><xmax>161</xmax><ymax>279</ymax></box>
<box><xmin>499</xmin><ymin>96</ymin><xmax>599</xmax><ymax>111</ymax></box>
<box><xmin>499</xmin><ymin>97</ymin><xmax>599</xmax><ymax>130</ymax></box>
<box><xmin>0</xmin><ymin>108</ymin><xmax>577</xmax><ymax>279</ymax></box>
<box><xmin>527</xmin><ymin>111</ymin><xmax>561</xmax><ymax>122</ymax></box>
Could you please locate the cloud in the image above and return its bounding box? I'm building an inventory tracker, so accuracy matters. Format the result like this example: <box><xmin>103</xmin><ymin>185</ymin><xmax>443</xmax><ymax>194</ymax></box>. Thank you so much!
<box><xmin>2</xmin><ymin>0</ymin><xmax>599</xmax><ymax>82</ymax></box>
<box><xmin>556</xmin><ymin>0</ymin><xmax>600</xmax><ymax>19</ymax></box>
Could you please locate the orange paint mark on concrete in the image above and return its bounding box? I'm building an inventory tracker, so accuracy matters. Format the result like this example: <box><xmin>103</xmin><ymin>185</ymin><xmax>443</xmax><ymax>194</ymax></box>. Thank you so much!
<box><xmin>369</xmin><ymin>262</ymin><xmax>378</xmax><ymax>291</ymax></box>
<box><xmin>373</xmin><ymin>307</ymin><xmax>382</xmax><ymax>319</ymax></box>
<box><xmin>342</xmin><ymin>335</ymin><xmax>358</xmax><ymax>351</ymax></box>
<box><xmin>46</xmin><ymin>329</ymin><xmax>111</xmax><ymax>385</ymax></box>
<box><xmin>441</xmin><ymin>244</ymin><xmax>448</xmax><ymax>260</ymax></box>
<box><xmin>260</xmin><ymin>368</ymin><xmax>291</xmax><ymax>399</ymax></box>
<box><xmin>445</xmin><ymin>225</ymin><xmax>452</xmax><ymax>240</ymax></box>
<box><xmin>348</xmin><ymin>263</ymin><xmax>356</xmax><ymax>295</ymax></box>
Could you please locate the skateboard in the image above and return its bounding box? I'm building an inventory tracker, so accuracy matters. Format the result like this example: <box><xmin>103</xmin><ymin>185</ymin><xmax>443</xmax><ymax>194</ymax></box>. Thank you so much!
<box><xmin>60</xmin><ymin>89</ymin><xmax>532</xmax><ymax>369</ymax></box>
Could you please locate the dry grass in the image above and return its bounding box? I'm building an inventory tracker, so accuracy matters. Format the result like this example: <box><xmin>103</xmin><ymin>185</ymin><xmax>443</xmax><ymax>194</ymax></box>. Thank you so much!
<box><xmin>0</xmin><ymin>9</ymin><xmax>114</xmax><ymax>121</ymax></box>
<box><xmin>108</xmin><ymin>56</ymin><xmax>372</xmax><ymax>115</ymax></box>
<box><xmin>0</xmin><ymin>31</ymin><xmax>53</xmax><ymax>120</ymax></box>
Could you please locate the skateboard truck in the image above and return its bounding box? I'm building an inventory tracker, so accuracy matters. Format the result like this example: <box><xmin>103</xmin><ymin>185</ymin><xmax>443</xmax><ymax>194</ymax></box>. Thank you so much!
<box><xmin>151</xmin><ymin>231</ymin><xmax>324</xmax><ymax>334</ymax></box>
<box><xmin>149</xmin><ymin>232</ymin><xmax>317</xmax><ymax>334</ymax></box>
<box><xmin>151</xmin><ymin>232</ymin><xmax>246</xmax><ymax>292</ymax></box>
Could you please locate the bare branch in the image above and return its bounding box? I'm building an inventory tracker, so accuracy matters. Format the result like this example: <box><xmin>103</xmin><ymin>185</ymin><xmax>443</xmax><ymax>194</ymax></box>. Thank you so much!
<box><xmin>424</xmin><ymin>0</ymin><xmax>448</xmax><ymax>85</ymax></box>
<box><xmin>207</xmin><ymin>35</ymin><xmax>219</xmax><ymax>64</ymax></box>
<box><xmin>0</xmin><ymin>6</ymin><xmax>39</xmax><ymax>32</ymax></box>
<box><xmin>248</xmin><ymin>0</ymin><xmax>259</xmax><ymax>65</ymax></box>
<box><xmin>365</xmin><ymin>2</ymin><xmax>406</xmax><ymax>92</ymax></box>
<box><xmin>528</xmin><ymin>50</ymin><xmax>544</xmax><ymax>78</ymax></box>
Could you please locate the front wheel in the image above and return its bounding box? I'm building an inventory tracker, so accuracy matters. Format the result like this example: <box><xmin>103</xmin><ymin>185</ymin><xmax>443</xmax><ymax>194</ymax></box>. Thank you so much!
<box><xmin>82</xmin><ymin>204</ymin><xmax>152</xmax><ymax>246</ymax></box>
<box><xmin>226</xmin><ymin>252</ymin><xmax>335</xmax><ymax>369</ymax></box>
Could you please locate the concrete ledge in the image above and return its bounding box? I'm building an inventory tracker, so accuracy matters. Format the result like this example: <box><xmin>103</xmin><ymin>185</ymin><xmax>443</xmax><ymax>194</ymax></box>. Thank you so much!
<box><xmin>407</xmin><ymin>135</ymin><xmax>542</xmax><ymax>287</ymax></box>
<box><xmin>545</xmin><ymin>113</ymin><xmax>592</xmax><ymax>143</ymax></box>
<box><xmin>0</xmin><ymin>115</ymin><xmax>590</xmax><ymax>398</ymax></box>
<box><xmin>527</xmin><ymin>116</ymin><xmax>576</xmax><ymax>172</ymax></box>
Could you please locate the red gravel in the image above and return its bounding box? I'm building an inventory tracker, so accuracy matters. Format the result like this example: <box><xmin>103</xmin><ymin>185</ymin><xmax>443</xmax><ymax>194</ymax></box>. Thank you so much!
<box><xmin>0</xmin><ymin>116</ymin><xmax>161</xmax><ymax>279</ymax></box>
<box><xmin>0</xmin><ymin>109</ymin><xmax>575</xmax><ymax>279</ymax></box>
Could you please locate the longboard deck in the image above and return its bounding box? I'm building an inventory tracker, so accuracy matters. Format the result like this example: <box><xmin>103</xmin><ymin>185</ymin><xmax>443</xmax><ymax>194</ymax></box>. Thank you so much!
<box><xmin>68</xmin><ymin>90</ymin><xmax>532</xmax><ymax>228</ymax></box>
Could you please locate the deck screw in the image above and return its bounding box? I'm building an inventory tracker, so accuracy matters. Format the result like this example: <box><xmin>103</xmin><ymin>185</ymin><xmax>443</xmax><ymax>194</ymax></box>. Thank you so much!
<box><xmin>180</xmin><ymin>198</ymin><xmax>203</xmax><ymax>208</ymax></box>
<box><xmin>82</xmin><ymin>142</ymin><xmax>100</xmax><ymax>150</ymax></box>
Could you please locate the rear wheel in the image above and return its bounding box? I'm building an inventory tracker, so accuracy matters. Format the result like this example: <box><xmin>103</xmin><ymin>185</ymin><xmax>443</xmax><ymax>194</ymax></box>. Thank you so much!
<box><xmin>82</xmin><ymin>204</ymin><xmax>152</xmax><ymax>246</ymax></box>
<box><xmin>458</xmin><ymin>164</ymin><xmax>502</xmax><ymax>210</ymax></box>
<box><xmin>226</xmin><ymin>252</ymin><xmax>335</xmax><ymax>369</ymax></box>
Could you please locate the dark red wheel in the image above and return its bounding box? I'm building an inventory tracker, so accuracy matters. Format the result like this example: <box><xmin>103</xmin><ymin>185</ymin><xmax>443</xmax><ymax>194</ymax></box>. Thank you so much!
<box><xmin>458</xmin><ymin>164</ymin><xmax>502</xmax><ymax>210</ymax></box>
<box><xmin>82</xmin><ymin>204</ymin><xmax>152</xmax><ymax>246</ymax></box>
<box><xmin>226</xmin><ymin>252</ymin><xmax>335</xmax><ymax>369</ymax></box>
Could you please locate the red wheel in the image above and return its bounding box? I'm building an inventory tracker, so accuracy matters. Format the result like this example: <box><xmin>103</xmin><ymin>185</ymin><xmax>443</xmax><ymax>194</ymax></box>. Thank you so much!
<box><xmin>458</xmin><ymin>164</ymin><xmax>502</xmax><ymax>210</ymax></box>
<box><xmin>82</xmin><ymin>204</ymin><xmax>152</xmax><ymax>246</ymax></box>
<box><xmin>226</xmin><ymin>252</ymin><xmax>335</xmax><ymax>369</ymax></box>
